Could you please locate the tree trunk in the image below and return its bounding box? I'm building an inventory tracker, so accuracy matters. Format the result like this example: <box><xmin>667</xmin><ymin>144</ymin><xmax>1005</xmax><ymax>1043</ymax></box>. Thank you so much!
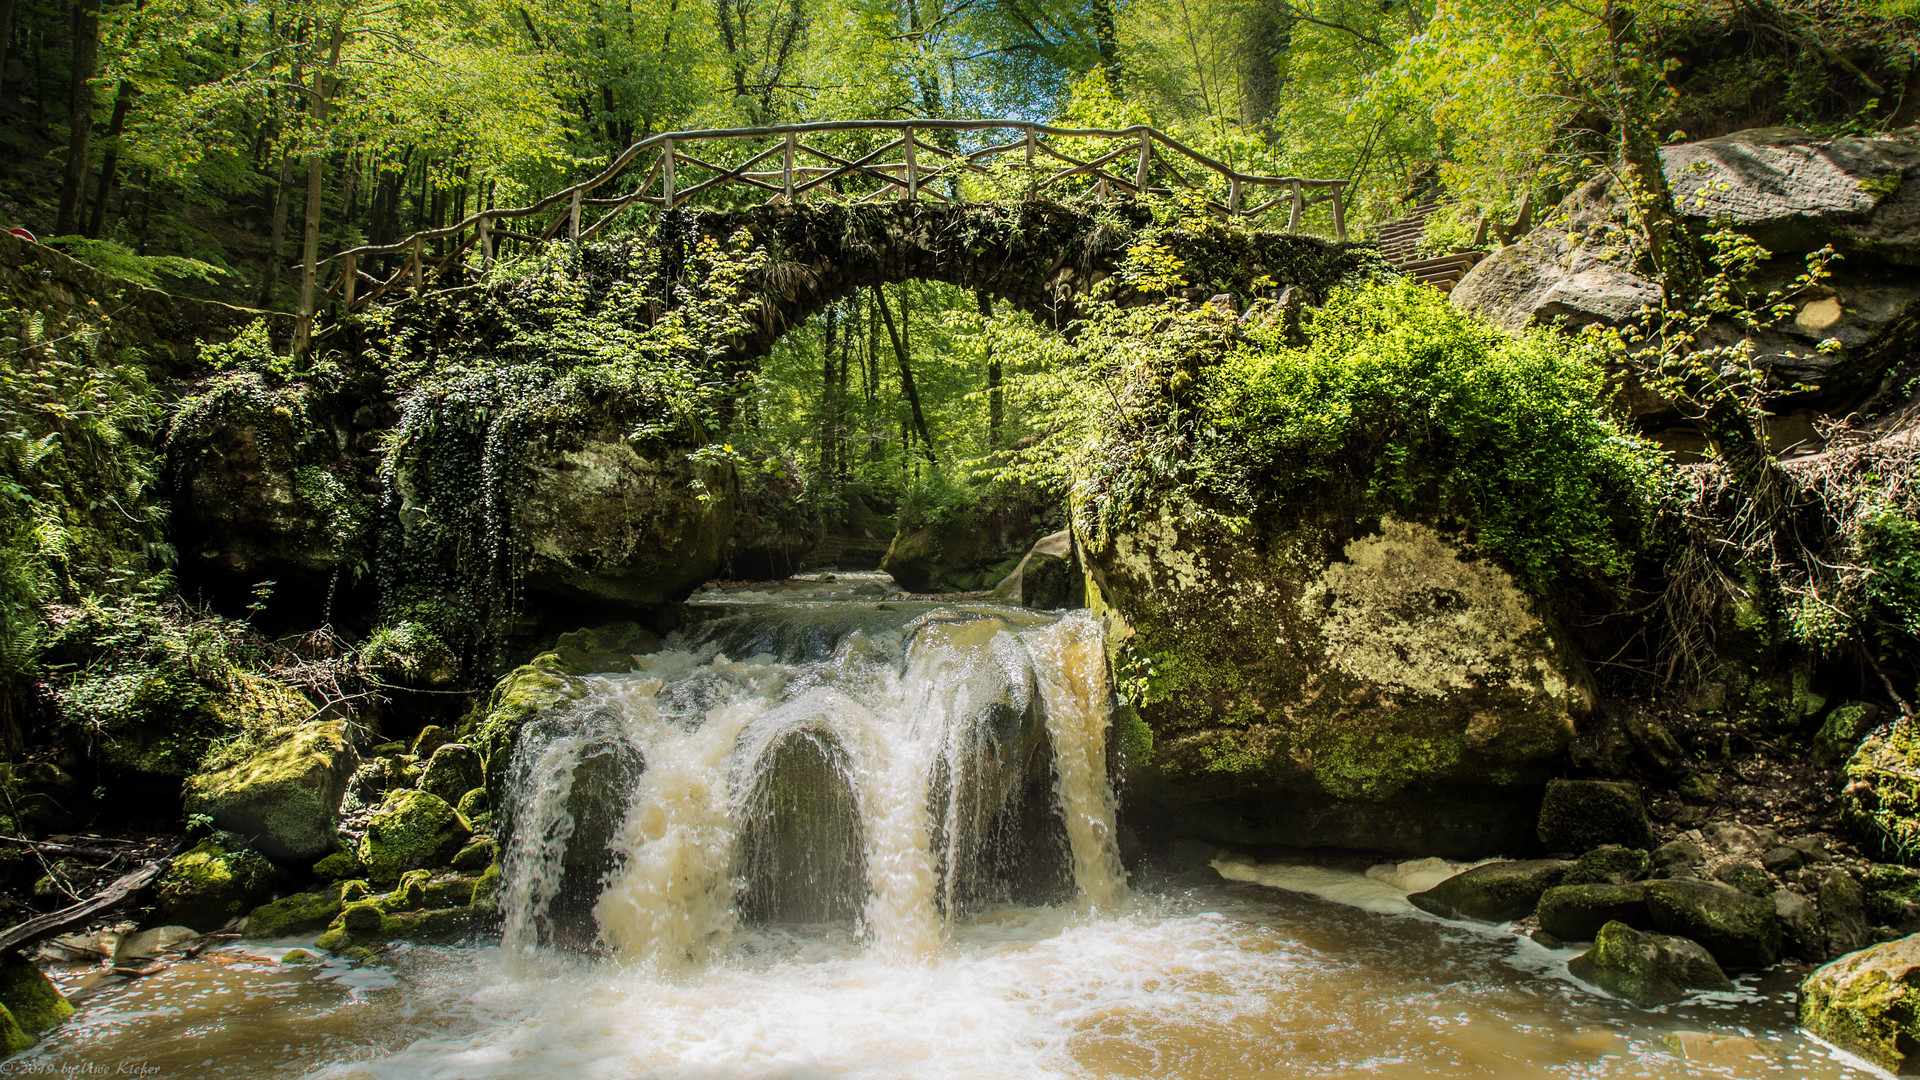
<box><xmin>85</xmin><ymin>76</ymin><xmax>133</xmax><ymax>238</ymax></box>
<box><xmin>1093</xmin><ymin>0</ymin><xmax>1120</xmax><ymax>78</ymax></box>
<box><xmin>0</xmin><ymin>0</ymin><xmax>18</xmax><ymax>89</ymax></box>
<box><xmin>262</xmin><ymin>148</ymin><xmax>295</xmax><ymax>306</ymax></box>
<box><xmin>54</xmin><ymin>0</ymin><xmax>102</xmax><ymax>236</ymax></box>
<box><xmin>873</xmin><ymin>285</ymin><xmax>935</xmax><ymax>465</ymax></box>
<box><xmin>293</xmin><ymin>18</ymin><xmax>347</xmax><ymax>356</ymax></box>
<box><xmin>820</xmin><ymin>305</ymin><xmax>839</xmax><ymax>485</ymax></box>
<box><xmin>978</xmin><ymin>290</ymin><xmax>1001</xmax><ymax>449</ymax></box>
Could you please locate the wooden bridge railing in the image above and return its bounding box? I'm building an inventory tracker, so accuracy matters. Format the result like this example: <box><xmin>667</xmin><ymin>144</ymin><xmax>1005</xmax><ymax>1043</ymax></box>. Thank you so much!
<box><xmin>317</xmin><ymin>119</ymin><xmax>1349</xmax><ymax>314</ymax></box>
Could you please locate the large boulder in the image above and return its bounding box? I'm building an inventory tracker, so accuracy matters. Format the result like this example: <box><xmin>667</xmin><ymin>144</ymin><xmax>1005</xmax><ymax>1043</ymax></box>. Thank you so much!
<box><xmin>1642</xmin><ymin>878</ymin><xmax>1783</xmax><ymax>969</ymax></box>
<box><xmin>1409</xmin><ymin>859</ymin><xmax>1574</xmax><ymax>922</ymax></box>
<box><xmin>184</xmin><ymin>720</ymin><xmax>360</xmax><ymax>862</ymax></box>
<box><xmin>397</xmin><ymin>428</ymin><xmax>733</xmax><ymax>609</ymax></box>
<box><xmin>883</xmin><ymin>483</ymin><xmax>1062</xmax><ymax>594</ymax></box>
<box><xmin>1538</xmin><ymin>882</ymin><xmax>1653</xmax><ymax>941</ymax></box>
<box><xmin>357</xmin><ymin>789</ymin><xmax>473</xmax><ymax>885</ymax></box>
<box><xmin>0</xmin><ymin>954</ymin><xmax>71</xmax><ymax>1039</ymax></box>
<box><xmin>1537</xmin><ymin>780</ymin><xmax>1653</xmax><ymax>854</ymax></box>
<box><xmin>1800</xmin><ymin>933</ymin><xmax>1920</xmax><ymax>1074</ymax></box>
<box><xmin>1453</xmin><ymin>128</ymin><xmax>1920</xmax><ymax>428</ymax></box>
<box><xmin>1569</xmin><ymin>920</ymin><xmax>1734</xmax><ymax>1007</ymax></box>
<box><xmin>416</xmin><ymin>743</ymin><xmax>484</xmax><ymax>806</ymax></box>
<box><xmin>1084</xmin><ymin>500</ymin><xmax>1595</xmax><ymax>856</ymax></box>
<box><xmin>154</xmin><ymin>840</ymin><xmax>284</xmax><ymax>930</ymax></box>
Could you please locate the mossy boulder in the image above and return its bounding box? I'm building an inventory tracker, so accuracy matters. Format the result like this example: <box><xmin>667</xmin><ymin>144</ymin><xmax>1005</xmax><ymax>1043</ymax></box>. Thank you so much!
<box><xmin>883</xmin><ymin>483</ymin><xmax>1062</xmax><ymax>594</ymax></box>
<box><xmin>1800</xmin><ymin>933</ymin><xmax>1920</xmax><ymax>1074</ymax></box>
<box><xmin>0</xmin><ymin>1005</ymin><xmax>31</xmax><ymax>1055</ymax></box>
<box><xmin>416</xmin><ymin>743</ymin><xmax>483</xmax><ymax>805</ymax></box>
<box><xmin>1643</xmin><ymin>878</ymin><xmax>1783</xmax><ymax>969</ymax></box>
<box><xmin>1538</xmin><ymin>882</ymin><xmax>1653</xmax><ymax>941</ymax></box>
<box><xmin>462</xmin><ymin>653</ymin><xmax>588</xmax><ymax>806</ymax></box>
<box><xmin>312</xmin><ymin>869</ymin><xmax>494</xmax><ymax>953</ymax></box>
<box><xmin>311</xmin><ymin>841</ymin><xmax>365</xmax><ymax>882</ymax></box>
<box><xmin>1409</xmin><ymin>859</ymin><xmax>1575</xmax><ymax>923</ymax></box>
<box><xmin>243</xmin><ymin>890</ymin><xmax>346</xmax><ymax>938</ymax></box>
<box><xmin>549</xmin><ymin>622</ymin><xmax>662</xmax><ymax>675</ymax></box>
<box><xmin>1537</xmin><ymin>779</ymin><xmax>1653</xmax><ymax>854</ymax></box>
<box><xmin>1569</xmin><ymin>920</ymin><xmax>1734</xmax><ymax>1007</ymax></box>
<box><xmin>0</xmin><ymin>954</ymin><xmax>72</xmax><ymax>1036</ymax></box>
<box><xmin>1815</xmin><ymin>702</ymin><xmax>1880</xmax><ymax>769</ymax></box>
<box><xmin>1564</xmin><ymin>845</ymin><xmax>1650</xmax><ymax>886</ymax></box>
<box><xmin>184</xmin><ymin>720</ymin><xmax>360</xmax><ymax>862</ymax></box>
<box><xmin>1082</xmin><ymin>500</ymin><xmax>1596</xmax><ymax>856</ymax></box>
<box><xmin>1844</xmin><ymin>716</ymin><xmax>1920</xmax><ymax>858</ymax></box>
<box><xmin>155</xmin><ymin>840</ymin><xmax>284</xmax><ymax>931</ymax></box>
<box><xmin>357</xmin><ymin>789</ymin><xmax>472</xmax><ymax>885</ymax></box>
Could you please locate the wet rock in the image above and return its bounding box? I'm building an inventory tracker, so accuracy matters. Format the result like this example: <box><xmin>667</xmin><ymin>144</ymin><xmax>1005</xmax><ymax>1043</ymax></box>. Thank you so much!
<box><xmin>155</xmin><ymin>840</ymin><xmax>284</xmax><ymax>931</ymax></box>
<box><xmin>1564</xmin><ymin>845</ymin><xmax>1649</xmax><ymax>886</ymax></box>
<box><xmin>1081</xmin><ymin>500</ymin><xmax>1593</xmax><ymax>856</ymax></box>
<box><xmin>0</xmin><ymin>953</ymin><xmax>72</xmax><ymax>1036</ymax></box>
<box><xmin>1537</xmin><ymin>780</ymin><xmax>1654</xmax><ymax>854</ymax></box>
<box><xmin>464</xmin><ymin>654</ymin><xmax>589</xmax><ymax>803</ymax></box>
<box><xmin>883</xmin><ymin>483</ymin><xmax>1061</xmax><ymax>594</ymax></box>
<box><xmin>451</xmin><ymin>837</ymin><xmax>495</xmax><ymax>871</ymax></box>
<box><xmin>549</xmin><ymin>622</ymin><xmax>661</xmax><ymax>675</ymax></box>
<box><xmin>1777</xmin><ymin>889</ymin><xmax>1825</xmax><ymax>962</ymax></box>
<box><xmin>1677</xmin><ymin>774</ymin><xmax>1720</xmax><ymax>805</ymax></box>
<box><xmin>455</xmin><ymin>788</ymin><xmax>490</xmax><ymax>823</ymax></box>
<box><xmin>416</xmin><ymin>743</ymin><xmax>484</xmax><ymax>805</ymax></box>
<box><xmin>357</xmin><ymin>789</ymin><xmax>473</xmax><ymax>885</ymax></box>
<box><xmin>1642</xmin><ymin>878</ymin><xmax>1783</xmax><ymax>969</ymax></box>
<box><xmin>1713</xmin><ymin>860</ymin><xmax>1773</xmax><ymax>897</ymax></box>
<box><xmin>989</xmin><ymin>530</ymin><xmax>1085</xmax><ymax>609</ymax></box>
<box><xmin>280</xmin><ymin>949</ymin><xmax>321</xmax><ymax>965</ymax></box>
<box><xmin>1864</xmin><ymin>865</ymin><xmax>1920</xmax><ymax>933</ymax></box>
<box><xmin>184</xmin><ymin>720</ymin><xmax>360</xmax><ymax>862</ymax></box>
<box><xmin>1569</xmin><ymin>920</ymin><xmax>1734</xmax><ymax>1007</ymax></box>
<box><xmin>311</xmin><ymin>841</ymin><xmax>365</xmax><ymax>882</ymax></box>
<box><xmin>1799</xmin><ymin>933</ymin><xmax>1920</xmax><ymax>1074</ymax></box>
<box><xmin>243</xmin><ymin>890</ymin><xmax>345</xmax><ymax>938</ymax></box>
<box><xmin>1538</xmin><ymin>882</ymin><xmax>1652</xmax><ymax>941</ymax></box>
<box><xmin>1810</xmin><ymin>866</ymin><xmax>1871</xmax><ymax>958</ymax></box>
<box><xmin>1409</xmin><ymin>859</ymin><xmax>1575</xmax><ymax>923</ymax></box>
<box><xmin>346</xmin><ymin>758</ymin><xmax>406</xmax><ymax>804</ymax></box>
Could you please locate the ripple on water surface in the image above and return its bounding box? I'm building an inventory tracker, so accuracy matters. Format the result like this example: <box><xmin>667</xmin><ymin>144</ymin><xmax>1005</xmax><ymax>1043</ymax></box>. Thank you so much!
<box><xmin>23</xmin><ymin>878</ymin><xmax>1882</xmax><ymax>1080</ymax></box>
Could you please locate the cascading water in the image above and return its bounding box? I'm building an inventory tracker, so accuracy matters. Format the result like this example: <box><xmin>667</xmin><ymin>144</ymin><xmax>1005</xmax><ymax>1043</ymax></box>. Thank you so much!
<box><xmin>498</xmin><ymin>579</ymin><xmax>1126</xmax><ymax>965</ymax></box>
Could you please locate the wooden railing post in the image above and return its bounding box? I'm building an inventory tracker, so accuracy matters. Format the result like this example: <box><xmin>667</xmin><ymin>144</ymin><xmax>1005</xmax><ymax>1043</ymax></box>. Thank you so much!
<box><xmin>663</xmin><ymin>140</ymin><xmax>676</xmax><ymax>209</ymax></box>
<box><xmin>569</xmin><ymin>188</ymin><xmax>582</xmax><ymax>243</ymax></box>
<box><xmin>1288</xmin><ymin>182</ymin><xmax>1304</xmax><ymax>232</ymax></box>
<box><xmin>1331</xmin><ymin>185</ymin><xmax>1348</xmax><ymax>241</ymax></box>
<box><xmin>1135</xmin><ymin>130</ymin><xmax>1150</xmax><ymax>195</ymax></box>
<box><xmin>783</xmin><ymin>132</ymin><xmax>796</xmax><ymax>203</ymax></box>
<box><xmin>904</xmin><ymin>125</ymin><xmax>917</xmax><ymax>200</ymax></box>
<box><xmin>341</xmin><ymin>253</ymin><xmax>356</xmax><ymax>306</ymax></box>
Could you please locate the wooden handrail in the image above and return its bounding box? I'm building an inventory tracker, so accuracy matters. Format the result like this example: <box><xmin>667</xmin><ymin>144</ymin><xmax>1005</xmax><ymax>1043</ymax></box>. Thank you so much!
<box><xmin>320</xmin><ymin>118</ymin><xmax>1351</xmax><ymax>312</ymax></box>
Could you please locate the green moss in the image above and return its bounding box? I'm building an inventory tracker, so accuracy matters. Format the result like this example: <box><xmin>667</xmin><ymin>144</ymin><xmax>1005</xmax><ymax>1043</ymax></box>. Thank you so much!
<box><xmin>1313</xmin><ymin>729</ymin><xmax>1467</xmax><ymax>801</ymax></box>
<box><xmin>243</xmin><ymin>891</ymin><xmax>345</xmax><ymax>938</ymax></box>
<box><xmin>156</xmin><ymin>840</ymin><xmax>283</xmax><ymax>930</ymax></box>
<box><xmin>184</xmin><ymin>719</ymin><xmax>357</xmax><ymax>862</ymax></box>
<box><xmin>463</xmin><ymin>654</ymin><xmax>586</xmax><ymax>801</ymax></box>
<box><xmin>0</xmin><ymin>954</ymin><xmax>71</xmax><ymax>1034</ymax></box>
<box><xmin>1112</xmin><ymin>706</ymin><xmax>1154</xmax><ymax>773</ymax></box>
<box><xmin>0</xmin><ymin>1003</ymin><xmax>33</xmax><ymax>1055</ymax></box>
<box><xmin>312</xmin><ymin>844</ymin><xmax>365</xmax><ymax>882</ymax></box>
<box><xmin>1845</xmin><ymin>716</ymin><xmax>1920</xmax><ymax>859</ymax></box>
<box><xmin>1800</xmin><ymin>938</ymin><xmax>1920</xmax><ymax>1073</ymax></box>
<box><xmin>357</xmin><ymin>788</ymin><xmax>472</xmax><ymax>885</ymax></box>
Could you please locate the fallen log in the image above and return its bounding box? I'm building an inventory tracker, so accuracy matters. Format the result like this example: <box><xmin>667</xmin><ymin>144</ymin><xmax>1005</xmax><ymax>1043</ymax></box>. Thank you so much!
<box><xmin>0</xmin><ymin>856</ymin><xmax>172</xmax><ymax>956</ymax></box>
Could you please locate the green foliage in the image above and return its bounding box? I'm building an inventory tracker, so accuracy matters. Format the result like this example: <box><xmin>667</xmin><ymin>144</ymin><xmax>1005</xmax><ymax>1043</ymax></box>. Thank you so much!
<box><xmin>40</xmin><ymin>237</ymin><xmax>228</xmax><ymax>289</ymax></box>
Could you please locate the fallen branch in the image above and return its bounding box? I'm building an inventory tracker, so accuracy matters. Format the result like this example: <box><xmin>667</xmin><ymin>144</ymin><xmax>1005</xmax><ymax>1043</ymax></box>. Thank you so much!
<box><xmin>0</xmin><ymin>853</ymin><xmax>174</xmax><ymax>957</ymax></box>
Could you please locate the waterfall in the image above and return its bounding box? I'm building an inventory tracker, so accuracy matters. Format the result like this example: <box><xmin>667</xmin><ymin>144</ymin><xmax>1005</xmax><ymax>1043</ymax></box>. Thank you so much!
<box><xmin>499</xmin><ymin>588</ymin><xmax>1125</xmax><ymax>965</ymax></box>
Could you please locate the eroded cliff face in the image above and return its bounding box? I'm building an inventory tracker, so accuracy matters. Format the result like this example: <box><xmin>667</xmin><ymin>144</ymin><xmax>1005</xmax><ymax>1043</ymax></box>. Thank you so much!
<box><xmin>1083</xmin><ymin>498</ymin><xmax>1595</xmax><ymax>856</ymax></box>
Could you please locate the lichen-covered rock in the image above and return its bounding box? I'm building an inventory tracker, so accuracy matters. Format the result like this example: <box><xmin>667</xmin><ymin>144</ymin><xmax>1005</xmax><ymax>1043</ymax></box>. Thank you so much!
<box><xmin>1713</xmin><ymin>860</ymin><xmax>1772</xmax><ymax>897</ymax></box>
<box><xmin>243</xmin><ymin>890</ymin><xmax>345</xmax><ymax>938</ymax></box>
<box><xmin>1844</xmin><ymin>716</ymin><xmax>1920</xmax><ymax>858</ymax></box>
<box><xmin>1569</xmin><ymin>920</ymin><xmax>1734</xmax><ymax>1007</ymax></box>
<box><xmin>1643</xmin><ymin>879</ymin><xmax>1783</xmax><ymax>969</ymax></box>
<box><xmin>1538</xmin><ymin>882</ymin><xmax>1652</xmax><ymax>941</ymax></box>
<box><xmin>416</xmin><ymin>743</ymin><xmax>483</xmax><ymax>805</ymax></box>
<box><xmin>1083</xmin><ymin>500</ymin><xmax>1595</xmax><ymax>856</ymax></box>
<box><xmin>357</xmin><ymin>789</ymin><xmax>472</xmax><ymax>885</ymax></box>
<box><xmin>1800</xmin><ymin>933</ymin><xmax>1920</xmax><ymax>1073</ymax></box>
<box><xmin>1409</xmin><ymin>859</ymin><xmax>1575</xmax><ymax>923</ymax></box>
<box><xmin>451</xmin><ymin>837</ymin><xmax>495</xmax><ymax>871</ymax></box>
<box><xmin>0</xmin><ymin>954</ymin><xmax>72</xmax><ymax>1036</ymax></box>
<box><xmin>455</xmin><ymin>788</ymin><xmax>490</xmax><ymax>823</ymax></box>
<box><xmin>1816</xmin><ymin>702</ymin><xmax>1881</xmax><ymax>769</ymax></box>
<box><xmin>155</xmin><ymin>840</ymin><xmax>283</xmax><ymax>930</ymax></box>
<box><xmin>184</xmin><ymin>720</ymin><xmax>360</xmax><ymax>862</ymax></box>
<box><xmin>1537</xmin><ymin>779</ymin><xmax>1653</xmax><ymax>854</ymax></box>
<box><xmin>1564</xmin><ymin>845</ymin><xmax>1651</xmax><ymax>886</ymax></box>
